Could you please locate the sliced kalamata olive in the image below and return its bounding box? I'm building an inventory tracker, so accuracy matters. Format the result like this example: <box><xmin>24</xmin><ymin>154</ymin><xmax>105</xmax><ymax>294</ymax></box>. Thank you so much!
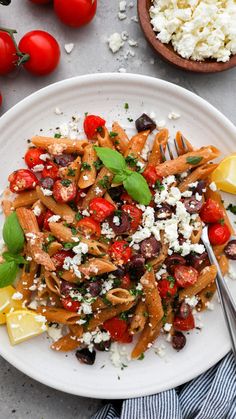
<box><xmin>60</xmin><ymin>280</ymin><xmax>78</xmax><ymax>296</ymax></box>
<box><xmin>155</xmin><ymin>204</ymin><xmax>173</xmax><ymax>220</ymax></box>
<box><xmin>184</xmin><ymin>197</ymin><xmax>203</xmax><ymax>214</ymax></box>
<box><xmin>54</xmin><ymin>154</ymin><xmax>75</xmax><ymax>167</ymax></box>
<box><xmin>113</xmin><ymin>265</ymin><xmax>126</xmax><ymax>278</ymax></box>
<box><xmin>40</xmin><ymin>176</ymin><xmax>54</xmax><ymax>190</ymax></box>
<box><xmin>224</xmin><ymin>240</ymin><xmax>236</xmax><ymax>260</ymax></box>
<box><xmin>94</xmin><ymin>339</ymin><xmax>111</xmax><ymax>352</ymax></box>
<box><xmin>178</xmin><ymin>234</ymin><xmax>186</xmax><ymax>245</ymax></box>
<box><xmin>107</xmin><ymin>211</ymin><xmax>130</xmax><ymax>235</ymax></box>
<box><xmin>76</xmin><ymin>348</ymin><xmax>96</xmax><ymax>365</ymax></box>
<box><xmin>172</xmin><ymin>331</ymin><xmax>186</xmax><ymax>351</ymax></box>
<box><xmin>108</xmin><ymin>186</ymin><xmax>124</xmax><ymax>202</ymax></box>
<box><xmin>191</xmin><ymin>180</ymin><xmax>207</xmax><ymax>196</ymax></box>
<box><xmin>87</xmin><ymin>281</ymin><xmax>102</xmax><ymax>297</ymax></box>
<box><xmin>187</xmin><ymin>252</ymin><xmax>209</xmax><ymax>271</ymax></box>
<box><xmin>135</xmin><ymin>113</ymin><xmax>156</xmax><ymax>133</ymax></box>
<box><xmin>165</xmin><ymin>254</ymin><xmax>186</xmax><ymax>274</ymax></box>
<box><xmin>140</xmin><ymin>236</ymin><xmax>161</xmax><ymax>259</ymax></box>
<box><xmin>127</xmin><ymin>254</ymin><xmax>145</xmax><ymax>280</ymax></box>
<box><xmin>177</xmin><ymin>302</ymin><xmax>191</xmax><ymax>319</ymax></box>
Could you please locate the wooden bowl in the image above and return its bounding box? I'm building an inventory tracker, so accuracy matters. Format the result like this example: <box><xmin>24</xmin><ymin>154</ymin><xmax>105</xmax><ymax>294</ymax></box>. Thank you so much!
<box><xmin>138</xmin><ymin>0</ymin><xmax>236</xmax><ymax>73</ymax></box>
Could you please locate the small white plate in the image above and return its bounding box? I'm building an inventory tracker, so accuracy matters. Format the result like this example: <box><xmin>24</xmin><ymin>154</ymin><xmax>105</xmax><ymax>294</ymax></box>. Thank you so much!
<box><xmin>0</xmin><ymin>74</ymin><xmax>235</xmax><ymax>399</ymax></box>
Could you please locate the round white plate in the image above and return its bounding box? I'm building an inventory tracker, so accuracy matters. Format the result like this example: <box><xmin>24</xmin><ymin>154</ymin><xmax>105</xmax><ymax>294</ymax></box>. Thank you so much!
<box><xmin>0</xmin><ymin>74</ymin><xmax>235</xmax><ymax>399</ymax></box>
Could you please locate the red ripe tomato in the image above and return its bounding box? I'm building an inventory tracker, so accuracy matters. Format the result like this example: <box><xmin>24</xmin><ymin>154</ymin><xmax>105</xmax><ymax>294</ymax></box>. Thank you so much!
<box><xmin>83</xmin><ymin>115</ymin><xmax>106</xmax><ymax>140</ymax></box>
<box><xmin>120</xmin><ymin>274</ymin><xmax>131</xmax><ymax>289</ymax></box>
<box><xmin>18</xmin><ymin>30</ymin><xmax>60</xmax><ymax>76</ymax></box>
<box><xmin>158</xmin><ymin>276</ymin><xmax>178</xmax><ymax>299</ymax></box>
<box><xmin>103</xmin><ymin>317</ymin><xmax>128</xmax><ymax>342</ymax></box>
<box><xmin>43</xmin><ymin>209</ymin><xmax>55</xmax><ymax>231</ymax></box>
<box><xmin>54</xmin><ymin>0</ymin><xmax>97</xmax><ymax>28</ymax></box>
<box><xmin>89</xmin><ymin>197</ymin><xmax>115</xmax><ymax>222</ymax></box>
<box><xmin>77</xmin><ymin>216</ymin><xmax>101</xmax><ymax>238</ymax></box>
<box><xmin>8</xmin><ymin>169</ymin><xmax>38</xmax><ymax>193</ymax></box>
<box><xmin>42</xmin><ymin>161</ymin><xmax>59</xmax><ymax>180</ymax></box>
<box><xmin>174</xmin><ymin>265</ymin><xmax>199</xmax><ymax>288</ymax></box>
<box><xmin>109</xmin><ymin>240</ymin><xmax>132</xmax><ymax>264</ymax></box>
<box><xmin>119</xmin><ymin>329</ymin><xmax>133</xmax><ymax>343</ymax></box>
<box><xmin>200</xmin><ymin>199</ymin><xmax>223</xmax><ymax>224</ymax></box>
<box><xmin>120</xmin><ymin>192</ymin><xmax>134</xmax><ymax>204</ymax></box>
<box><xmin>36</xmin><ymin>211</ymin><xmax>45</xmax><ymax>229</ymax></box>
<box><xmin>142</xmin><ymin>165</ymin><xmax>162</xmax><ymax>186</ymax></box>
<box><xmin>25</xmin><ymin>147</ymin><xmax>45</xmax><ymax>169</ymax></box>
<box><xmin>52</xmin><ymin>249</ymin><xmax>74</xmax><ymax>269</ymax></box>
<box><xmin>122</xmin><ymin>204</ymin><xmax>142</xmax><ymax>232</ymax></box>
<box><xmin>208</xmin><ymin>222</ymin><xmax>231</xmax><ymax>246</ymax></box>
<box><xmin>0</xmin><ymin>31</ymin><xmax>17</xmax><ymax>75</ymax></box>
<box><xmin>61</xmin><ymin>296</ymin><xmax>81</xmax><ymax>312</ymax></box>
<box><xmin>53</xmin><ymin>179</ymin><xmax>76</xmax><ymax>203</ymax></box>
<box><xmin>174</xmin><ymin>312</ymin><xmax>195</xmax><ymax>331</ymax></box>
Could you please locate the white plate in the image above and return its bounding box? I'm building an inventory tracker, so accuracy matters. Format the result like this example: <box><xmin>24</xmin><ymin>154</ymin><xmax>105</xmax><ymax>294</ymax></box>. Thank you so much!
<box><xmin>0</xmin><ymin>74</ymin><xmax>235</xmax><ymax>399</ymax></box>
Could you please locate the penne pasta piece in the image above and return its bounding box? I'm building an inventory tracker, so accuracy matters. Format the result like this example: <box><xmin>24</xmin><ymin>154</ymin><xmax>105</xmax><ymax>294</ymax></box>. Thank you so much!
<box><xmin>47</xmin><ymin>241</ymin><xmax>63</xmax><ymax>256</ymax></box>
<box><xmin>45</xmin><ymin>271</ymin><xmax>61</xmax><ymax>296</ymax></box>
<box><xmin>129</xmin><ymin>300</ymin><xmax>147</xmax><ymax>335</ymax></box>
<box><xmin>36</xmin><ymin>186</ymin><xmax>75</xmax><ymax>223</ymax></box>
<box><xmin>78</xmin><ymin>144</ymin><xmax>97</xmax><ymax>189</ymax></box>
<box><xmin>179</xmin><ymin>265</ymin><xmax>217</xmax><ymax>300</ymax></box>
<box><xmin>92</xmin><ymin>297</ymin><xmax>107</xmax><ymax>311</ymax></box>
<box><xmin>124</xmin><ymin>130</ymin><xmax>150</xmax><ymax>160</ymax></box>
<box><xmin>87</xmin><ymin>300</ymin><xmax>136</xmax><ymax>331</ymax></box>
<box><xmin>175</xmin><ymin>131</ymin><xmax>194</xmax><ymax>154</ymax></box>
<box><xmin>16</xmin><ymin>207</ymin><xmax>40</xmax><ymax>233</ymax></box>
<box><xmin>197</xmin><ymin>281</ymin><xmax>216</xmax><ymax>311</ymax></box>
<box><xmin>31</xmin><ymin>136</ymin><xmax>88</xmax><ymax>155</ymax></box>
<box><xmin>106</xmin><ymin>288</ymin><xmax>135</xmax><ymax>305</ymax></box>
<box><xmin>13</xmin><ymin>190</ymin><xmax>38</xmax><ymax>209</ymax></box>
<box><xmin>59</xmin><ymin>156</ymin><xmax>81</xmax><ymax>183</ymax></box>
<box><xmin>62</xmin><ymin>257</ymin><xmax>117</xmax><ymax>283</ymax></box>
<box><xmin>191</xmin><ymin>216</ymin><xmax>202</xmax><ymax>244</ymax></box>
<box><xmin>2</xmin><ymin>200</ymin><xmax>13</xmax><ymax>216</ymax></box>
<box><xmin>218</xmin><ymin>254</ymin><xmax>229</xmax><ymax>276</ymax></box>
<box><xmin>140</xmin><ymin>270</ymin><xmax>164</xmax><ymax>328</ymax></box>
<box><xmin>149</xmin><ymin>129</ymin><xmax>168</xmax><ymax>166</ymax></box>
<box><xmin>111</xmin><ymin>122</ymin><xmax>129</xmax><ymax>153</ymax></box>
<box><xmin>51</xmin><ymin>333</ymin><xmax>80</xmax><ymax>352</ymax></box>
<box><xmin>178</xmin><ymin>164</ymin><xmax>218</xmax><ymax>192</ymax></box>
<box><xmin>131</xmin><ymin>320</ymin><xmax>162</xmax><ymax>359</ymax></box>
<box><xmin>97</xmin><ymin>127</ymin><xmax>114</xmax><ymax>149</ymax></box>
<box><xmin>81</xmin><ymin>167</ymin><xmax>113</xmax><ymax>209</ymax></box>
<box><xmin>16</xmin><ymin>261</ymin><xmax>38</xmax><ymax>303</ymax></box>
<box><xmin>37</xmin><ymin>306</ymin><xmax>81</xmax><ymax>324</ymax></box>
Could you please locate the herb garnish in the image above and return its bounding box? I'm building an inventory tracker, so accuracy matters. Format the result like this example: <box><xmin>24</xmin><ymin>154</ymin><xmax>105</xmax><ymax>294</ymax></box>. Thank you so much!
<box><xmin>186</xmin><ymin>156</ymin><xmax>203</xmax><ymax>165</ymax></box>
<box><xmin>138</xmin><ymin>353</ymin><xmax>145</xmax><ymax>360</ymax></box>
<box><xmin>67</xmin><ymin>168</ymin><xmax>76</xmax><ymax>176</ymax></box>
<box><xmin>61</xmin><ymin>179</ymin><xmax>72</xmax><ymax>187</ymax></box>
<box><xmin>99</xmin><ymin>175</ymin><xmax>110</xmax><ymax>189</ymax></box>
<box><xmin>54</xmin><ymin>133</ymin><xmax>61</xmax><ymax>138</ymax></box>
<box><xmin>124</xmin><ymin>103</ymin><xmax>129</xmax><ymax>110</ymax></box>
<box><xmin>125</xmin><ymin>155</ymin><xmax>138</xmax><ymax>167</ymax></box>
<box><xmin>81</xmin><ymin>162</ymin><xmax>91</xmax><ymax>171</ymax></box>
<box><xmin>227</xmin><ymin>204</ymin><xmax>236</xmax><ymax>215</ymax></box>
<box><xmin>109</xmin><ymin>131</ymin><xmax>118</xmax><ymax>138</ymax></box>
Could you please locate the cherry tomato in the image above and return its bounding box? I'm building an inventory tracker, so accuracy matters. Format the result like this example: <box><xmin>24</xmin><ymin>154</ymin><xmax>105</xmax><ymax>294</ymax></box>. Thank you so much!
<box><xmin>42</xmin><ymin>161</ymin><xmax>59</xmax><ymax>180</ymax></box>
<box><xmin>77</xmin><ymin>216</ymin><xmax>101</xmax><ymax>238</ymax></box>
<box><xmin>61</xmin><ymin>296</ymin><xmax>81</xmax><ymax>312</ymax></box>
<box><xmin>122</xmin><ymin>204</ymin><xmax>142</xmax><ymax>232</ymax></box>
<box><xmin>52</xmin><ymin>249</ymin><xmax>74</xmax><ymax>269</ymax></box>
<box><xmin>53</xmin><ymin>179</ymin><xmax>77</xmax><ymax>203</ymax></box>
<box><xmin>200</xmin><ymin>199</ymin><xmax>223</xmax><ymax>224</ymax></box>
<box><xmin>25</xmin><ymin>147</ymin><xmax>45</xmax><ymax>169</ymax></box>
<box><xmin>83</xmin><ymin>115</ymin><xmax>106</xmax><ymax>140</ymax></box>
<box><xmin>18</xmin><ymin>30</ymin><xmax>60</xmax><ymax>76</ymax></box>
<box><xmin>120</xmin><ymin>273</ymin><xmax>131</xmax><ymax>289</ymax></box>
<box><xmin>142</xmin><ymin>165</ymin><xmax>162</xmax><ymax>186</ymax></box>
<box><xmin>103</xmin><ymin>317</ymin><xmax>128</xmax><ymax>342</ymax></box>
<box><xmin>29</xmin><ymin>0</ymin><xmax>51</xmax><ymax>4</ymax></box>
<box><xmin>43</xmin><ymin>209</ymin><xmax>54</xmax><ymax>231</ymax></box>
<box><xmin>54</xmin><ymin>0</ymin><xmax>97</xmax><ymax>28</ymax></box>
<box><xmin>120</xmin><ymin>192</ymin><xmax>134</xmax><ymax>204</ymax></box>
<box><xmin>36</xmin><ymin>211</ymin><xmax>45</xmax><ymax>229</ymax></box>
<box><xmin>173</xmin><ymin>312</ymin><xmax>195</xmax><ymax>331</ymax></box>
<box><xmin>109</xmin><ymin>240</ymin><xmax>132</xmax><ymax>264</ymax></box>
<box><xmin>89</xmin><ymin>197</ymin><xmax>115</xmax><ymax>222</ymax></box>
<box><xmin>158</xmin><ymin>276</ymin><xmax>178</xmax><ymax>299</ymax></box>
<box><xmin>119</xmin><ymin>329</ymin><xmax>133</xmax><ymax>343</ymax></box>
<box><xmin>174</xmin><ymin>265</ymin><xmax>199</xmax><ymax>288</ymax></box>
<box><xmin>208</xmin><ymin>222</ymin><xmax>231</xmax><ymax>246</ymax></box>
<box><xmin>0</xmin><ymin>31</ymin><xmax>17</xmax><ymax>75</ymax></box>
<box><xmin>8</xmin><ymin>169</ymin><xmax>38</xmax><ymax>193</ymax></box>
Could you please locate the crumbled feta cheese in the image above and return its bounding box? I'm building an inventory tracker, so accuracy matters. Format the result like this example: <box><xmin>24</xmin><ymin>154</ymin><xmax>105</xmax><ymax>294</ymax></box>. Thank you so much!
<box><xmin>118</xmin><ymin>67</ymin><xmax>127</xmax><ymax>73</ymax></box>
<box><xmin>156</xmin><ymin>120</ymin><xmax>166</xmax><ymax>130</ymax></box>
<box><xmin>35</xmin><ymin>314</ymin><xmax>47</xmax><ymax>323</ymax></box>
<box><xmin>83</xmin><ymin>175</ymin><xmax>89</xmax><ymax>181</ymax></box>
<box><xmin>128</xmin><ymin>39</ymin><xmax>138</xmax><ymax>47</ymax></box>
<box><xmin>73</xmin><ymin>242</ymin><xmax>89</xmax><ymax>255</ymax></box>
<box><xmin>130</xmin><ymin>15</ymin><xmax>138</xmax><ymax>22</ymax></box>
<box><xmin>54</xmin><ymin>107</ymin><xmax>63</xmax><ymax>115</ymax></box>
<box><xmin>142</xmin><ymin>206</ymin><xmax>155</xmax><ymax>228</ymax></box>
<box><xmin>101</xmin><ymin>222</ymin><xmax>115</xmax><ymax>239</ymax></box>
<box><xmin>113</xmin><ymin>216</ymin><xmax>120</xmax><ymax>226</ymax></box>
<box><xmin>47</xmin><ymin>215</ymin><xmax>61</xmax><ymax>223</ymax></box>
<box><xmin>39</xmin><ymin>153</ymin><xmax>50</xmax><ymax>161</ymax></box>
<box><xmin>130</xmin><ymin>227</ymin><xmax>151</xmax><ymax>244</ymax></box>
<box><xmin>12</xmin><ymin>292</ymin><xmax>23</xmax><ymax>301</ymax></box>
<box><xmin>82</xmin><ymin>209</ymin><xmax>90</xmax><ymax>217</ymax></box>
<box><xmin>185</xmin><ymin>296</ymin><xmax>199</xmax><ymax>308</ymax></box>
<box><xmin>33</xmin><ymin>205</ymin><xmax>41</xmax><ymax>216</ymax></box>
<box><xmin>95</xmin><ymin>186</ymin><xmax>102</xmax><ymax>195</ymax></box>
<box><xmin>163</xmin><ymin>323</ymin><xmax>172</xmax><ymax>332</ymax></box>
<box><xmin>121</xmin><ymin>31</ymin><xmax>129</xmax><ymax>41</ymax></box>
<box><xmin>154</xmin><ymin>344</ymin><xmax>166</xmax><ymax>358</ymax></box>
<box><xmin>41</xmin><ymin>187</ymin><xmax>53</xmax><ymax>196</ymax></box>
<box><xmin>110</xmin><ymin>342</ymin><xmax>129</xmax><ymax>368</ymax></box>
<box><xmin>64</xmin><ymin>43</ymin><xmax>74</xmax><ymax>54</ymax></box>
<box><xmin>168</xmin><ymin>111</ymin><xmax>181</xmax><ymax>120</ymax></box>
<box><xmin>118</xmin><ymin>12</ymin><xmax>127</xmax><ymax>20</ymax></box>
<box><xmin>140</xmin><ymin>142</ymin><xmax>150</xmax><ymax>161</ymax></box>
<box><xmin>209</xmin><ymin>181</ymin><xmax>217</xmax><ymax>191</ymax></box>
<box><xmin>47</xmin><ymin>324</ymin><xmax>63</xmax><ymax>341</ymax></box>
<box><xmin>205</xmin><ymin>301</ymin><xmax>214</xmax><ymax>311</ymax></box>
<box><xmin>119</xmin><ymin>0</ymin><xmax>126</xmax><ymax>11</ymax></box>
<box><xmin>108</xmin><ymin>33</ymin><xmax>124</xmax><ymax>53</ymax></box>
<box><xmin>32</xmin><ymin>164</ymin><xmax>44</xmax><ymax>172</ymax></box>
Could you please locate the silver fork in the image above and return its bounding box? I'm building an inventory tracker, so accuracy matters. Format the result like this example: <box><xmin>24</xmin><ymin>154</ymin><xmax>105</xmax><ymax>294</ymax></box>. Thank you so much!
<box><xmin>162</xmin><ymin>138</ymin><xmax>236</xmax><ymax>359</ymax></box>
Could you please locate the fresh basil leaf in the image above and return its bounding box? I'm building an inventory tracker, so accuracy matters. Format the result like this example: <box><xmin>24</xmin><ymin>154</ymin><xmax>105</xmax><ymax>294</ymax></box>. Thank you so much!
<box><xmin>113</xmin><ymin>172</ymin><xmax>128</xmax><ymax>184</ymax></box>
<box><xmin>186</xmin><ymin>156</ymin><xmax>203</xmax><ymax>165</ymax></box>
<box><xmin>123</xmin><ymin>172</ymin><xmax>152</xmax><ymax>205</ymax></box>
<box><xmin>2</xmin><ymin>252</ymin><xmax>28</xmax><ymax>265</ymax></box>
<box><xmin>3</xmin><ymin>212</ymin><xmax>25</xmax><ymax>254</ymax></box>
<box><xmin>0</xmin><ymin>261</ymin><xmax>18</xmax><ymax>288</ymax></box>
<box><xmin>94</xmin><ymin>147</ymin><xmax>126</xmax><ymax>174</ymax></box>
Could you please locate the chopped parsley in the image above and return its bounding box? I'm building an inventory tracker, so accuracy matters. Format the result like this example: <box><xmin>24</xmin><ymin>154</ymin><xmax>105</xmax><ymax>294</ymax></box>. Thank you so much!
<box><xmin>67</xmin><ymin>168</ymin><xmax>76</xmax><ymax>176</ymax></box>
<box><xmin>75</xmin><ymin>212</ymin><xmax>83</xmax><ymax>221</ymax></box>
<box><xmin>93</xmin><ymin>159</ymin><xmax>103</xmax><ymax>170</ymax></box>
<box><xmin>127</xmin><ymin>117</ymin><xmax>133</xmax><ymax>122</ymax></box>
<box><xmin>81</xmin><ymin>162</ymin><xmax>91</xmax><ymax>171</ymax></box>
<box><xmin>219</xmin><ymin>218</ymin><xmax>225</xmax><ymax>225</ymax></box>
<box><xmin>125</xmin><ymin>154</ymin><xmax>138</xmax><ymax>167</ymax></box>
<box><xmin>97</xmin><ymin>126</ymin><xmax>103</xmax><ymax>133</ymax></box>
<box><xmin>71</xmin><ymin>226</ymin><xmax>77</xmax><ymax>236</ymax></box>
<box><xmin>109</xmin><ymin>131</ymin><xmax>118</xmax><ymax>138</ymax></box>
<box><xmin>99</xmin><ymin>175</ymin><xmax>110</xmax><ymax>189</ymax></box>
<box><xmin>61</xmin><ymin>179</ymin><xmax>72</xmax><ymax>187</ymax></box>
<box><xmin>186</xmin><ymin>156</ymin><xmax>203</xmax><ymax>165</ymax></box>
<box><xmin>130</xmin><ymin>287</ymin><xmax>143</xmax><ymax>297</ymax></box>
<box><xmin>227</xmin><ymin>204</ymin><xmax>236</xmax><ymax>215</ymax></box>
<box><xmin>63</xmin><ymin>242</ymin><xmax>78</xmax><ymax>249</ymax></box>
<box><xmin>155</xmin><ymin>180</ymin><xmax>165</xmax><ymax>191</ymax></box>
<box><xmin>145</xmin><ymin>262</ymin><xmax>152</xmax><ymax>272</ymax></box>
<box><xmin>124</xmin><ymin>103</ymin><xmax>129</xmax><ymax>110</ymax></box>
<box><xmin>119</xmin><ymin>311</ymin><xmax>130</xmax><ymax>321</ymax></box>
<box><xmin>54</xmin><ymin>133</ymin><xmax>61</xmax><ymax>138</ymax></box>
<box><xmin>138</xmin><ymin>353</ymin><xmax>145</xmax><ymax>360</ymax></box>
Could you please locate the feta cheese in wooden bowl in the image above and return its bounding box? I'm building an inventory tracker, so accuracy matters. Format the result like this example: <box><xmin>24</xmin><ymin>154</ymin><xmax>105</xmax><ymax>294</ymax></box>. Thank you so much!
<box><xmin>138</xmin><ymin>0</ymin><xmax>236</xmax><ymax>73</ymax></box>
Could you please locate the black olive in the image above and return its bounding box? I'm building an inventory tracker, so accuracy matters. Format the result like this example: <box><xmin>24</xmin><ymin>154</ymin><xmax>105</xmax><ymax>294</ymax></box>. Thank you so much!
<box><xmin>191</xmin><ymin>180</ymin><xmax>207</xmax><ymax>196</ymax></box>
<box><xmin>108</xmin><ymin>186</ymin><xmax>124</xmax><ymax>202</ymax></box>
<box><xmin>60</xmin><ymin>280</ymin><xmax>78</xmax><ymax>296</ymax></box>
<box><xmin>94</xmin><ymin>339</ymin><xmax>111</xmax><ymax>352</ymax></box>
<box><xmin>172</xmin><ymin>332</ymin><xmax>186</xmax><ymax>350</ymax></box>
<box><xmin>127</xmin><ymin>254</ymin><xmax>145</xmax><ymax>280</ymax></box>
<box><xmin>177</xmin><ymin>302</ymin><xmax>191</xmax><ymax>319</ymax></box>
<box><xmin>155</xmin><ymin>204</ymin><xmax>173</xmax><ymax>220</ymax></box>
<box><xmin>40</xmin><ymin>176</ymin><xmax>54</xmax><ymax>190</ymax></box>
<box><xmin>107</xmin><ymin>211</ymin><xmax>130</xmax><ymax>235</ymax></box>
<box><xmin>187</xmin><ymin>252</ymin><xmax>209</xmax><ymax>271</ymax></box>
<box><xmin>113</xmin><ymin>265</ymin><xmax>126</xmax><ymax>278</ymax></box>
<box><xmin>224</xmin><ymin>240</ymin><xmax>236</xmax><ymax>260</ymax></box>
<box><xmin>184</xmin><ymin>197</ymin><xmax>203</xmax><ymax>214</ymax></box>
<box><xmin>165</xmin><ymin>254</ymin><xmax>186</xmax><ymax>274</ymax></box>
<box><xmin>76</xmin><ymin>348</ymin><xmax>96</xmax><ymax>365</ymax></box>
<box><xmin>135</xmin><ymin>113</ymin><xmax>156</xmax><ymax>133</ymax></box>
<box><xmin>140</xmin><ymin>236</ymin><xmax>161</xmax><ymax>259</ymax></box>
<box><xmin>0</xmin><ymin>0</ymin><xmax>11</xmax><ymax>5</ymax></box>
<box><xmin>87</xmin><ymin>281</ymin><xmax>102</xmax><ymax>297</ymax></box>
<box><xmin>54</xmin><ymin>154</ymin><xmax>75</xmax><ymax>167</ymax></box>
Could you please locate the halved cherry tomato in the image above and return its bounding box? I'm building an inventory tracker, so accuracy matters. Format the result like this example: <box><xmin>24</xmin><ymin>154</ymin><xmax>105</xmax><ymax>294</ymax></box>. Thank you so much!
<box><xmin>122</xmin><ymin>204</ymin><xmax>142</xmax><ymax>232</ymax></box>
<box><xmin>8</xmin><ymin>169</ymin><xmax>38</xmax><ymax>193</ymax></box>
<box><xmin>120</xmin><ymin>273</ymin><xmax>131</xmax><ymax>289</ymax></box>
<box><xmin>119</xmin><ymin>329</ymin><xmax>133</xmax><ymax>343</ymax></box>
<box><xmin>61</xmin><ymin>296</ymin><xmax>81</xmax><ymax>312</ymax></box>
<box><xmin>25</xmin><ymin>147</ymin><xmax>45</xmax><ymax>169</ymax></box>
<box><xmin>89</xmin><ymin>197</ymin><xmax>115</xmax><ymax>222</ymax></box>
<box><xmin>0</xmin><ymin>31</ymin><xmax>17</xmax><ymax>75</ymax></box>
<box><xmin>43</xmin><ymin>209</ymin><xmax>54</xmax><ymax>231</ymax></box>
<box><xmin>53</xmin><ymin>179</ymin><xmax>76</xmax><ymax>203</ymax></box>
<box><xmin>77</xmin><ymin>216</ymin><xmax>101</xmax><ymax>238</ymax></box>
<box><xmin>208</xmin><ymin>222</ymin><xmax>231</xmax><ymax>246</ymax></box>
<box><xmin>120</xmin><ymin>192</ymin><xmax>134</xmax><ymax>204</ymax></box>
<box><xmin>52</xmin><ymin>249</ymin><xmax>74</xmax><ymax>269</ymax></box>
<box><xmin>42</xmin><ymin>161</ymin><xmax>59</xmax><ymax>180</ymax></box>
<box><xmin>158</xmin><ymin>276</ymin><xmax>178</xmax><ymax>298</ymax></box>
<box><xmin>109</xmin><ymin>240</ymin><xmax>132</xmax><ymax>264</ymax></box>
<box><xmin>174</xmin><ymin>265</ymin><xmax>198</xmax><ymax>288</ymax></box>
<box><xmin>54</xmin><ymin>0</ymin><xmax>97</xmax><ymax>28</ymax></box>
<box><xmin>200</xmin><ymin>199</ymin><xmax>223</xmax><ymax>224</ymax></box>
<box><xmin>174</xmin><ymin>312</ymin><xmax>195</xmax><ymax>331</ymax></box>
<box><xmin>103</xmin><ymin>317</ymin><xmax>128</xmax><ymax>341</ymax></box>
<box><xmin>83</xmin><ymin>115</ymin><xmax>106</xmax><ymax>140</ymax></box>
<box><xmin>36</xmin><ymin>211</ymin><xmax>45</xmax><ymax>229</ymax></box>
<box><xmin>142</xmin><ymin>165</ymin><xmax>162</xmax><ymax>186</ymax></box>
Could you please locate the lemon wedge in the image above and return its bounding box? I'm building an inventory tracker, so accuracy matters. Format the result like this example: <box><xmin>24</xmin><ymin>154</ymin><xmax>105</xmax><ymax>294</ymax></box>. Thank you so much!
<box><xmin>6</xmin><ymin>310</ymin><xmax>47</xmax><ymax>345</ymax></box>
<box><xmin>0</xmin><ymin>286</ymin><xmax>24</xmax><ymax>325</ymax></box>
<box><xmin>211</xmin><ymin>154</ymin><xmax>236</xmax><ymax>194</ymax></box>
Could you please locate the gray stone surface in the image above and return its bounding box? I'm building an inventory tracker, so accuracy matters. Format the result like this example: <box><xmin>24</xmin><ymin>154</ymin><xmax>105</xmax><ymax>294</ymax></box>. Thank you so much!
<box><xmin>0</xmin><ymin>1</ymin><xmax>236</xmax><ymax>418</ymax></box>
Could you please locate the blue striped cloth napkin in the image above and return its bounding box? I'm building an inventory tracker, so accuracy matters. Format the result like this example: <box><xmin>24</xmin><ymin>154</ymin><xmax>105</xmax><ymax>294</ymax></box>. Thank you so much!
<box><xmin>92</xmin><ymin>352</ymin><xmax>235</xmax><ymax>419</ymax></box>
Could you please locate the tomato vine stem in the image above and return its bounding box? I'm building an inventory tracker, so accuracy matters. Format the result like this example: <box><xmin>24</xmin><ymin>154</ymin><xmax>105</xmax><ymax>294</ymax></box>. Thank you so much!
<box><xmin>0</xmin><ymin>26</ymin><xmax>30</xmax><ymax>66</ymax></box>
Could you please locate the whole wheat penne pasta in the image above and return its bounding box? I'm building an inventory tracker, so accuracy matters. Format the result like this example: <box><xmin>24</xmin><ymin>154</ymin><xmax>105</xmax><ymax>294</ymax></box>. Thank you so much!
<box><xmin>69</xmin><ymin>324</ymin><xmax>84</xmax><ymax>337</ymax></box>
<box><xmin>31</xmin><ymin>136</ymin><xmax>88</xmax><ymax>155</ymax></box>
<box><xmin>178</xmin><ymin>164</ymin><xmax>218</xmax><ymax>192</ymax></box>
<box><xmin>129</xmin><ymin>300</ymin><xmax>147</xmax><ymax>335</ymax></box>
<box><xmin>81</xmin><ymin>167</ymin><xmax>113</xmax><ymax>209</ymax></box>
<box><xmin>51</xmin><ymin>333</ymin><xmax>80</xmax><ymax>352</ymax></box>
<box><xmin>59</xmin><ymin>156</ymin><xmax>81</xmax><ymax>183</ymax></box>
<box><xmin>16</xmin><ymin>261</ymin><xmax>38</xmax><ymax>303</ymax></box>
<box><xmin>87</xmin><ymin>300</ymin><xmax>136</xmax><ymax>331</ymax></box>
<box><xmin>2</xmin><ymin>200</ymin><xmax>13</xmax><ymax>216</ymax></box>
<box><xmin>16</xmin><ymin>207</ymin><xmax>40</xmax><ymax>233</ymax></box>
<box><xmin>61</xmin><ymin>258</ymin><xmax>117</xmax><ymax>283</ymax></box>
<box><xmin>149</xmin><ymin>129</ymin><xmax>168</xmax><ymax>166</ymax></box>
<box><xmin>45</xmin><ymin>272</ymin><xmax>61</xmax><ymax>296</ymax></box>
<box><xmin>37</xmin><ymin>306</ymin><xmax>81</xmax><ymax>324</ymax></box>
<box><xmin>78</xmin><ymin>144</ymin><xmax>97</xmax><ymax>189</ymax></box>
<box><xmin>97</xmin><ymin>127</ymin><xmax>114</xmax><ymax>149</ymax></box>
<box><xmin>47</xmin><ymin>241</ymin><xmax>63</xmax><ymax>256</ymax></box>
<box><xmin>191</xmin><ymin>216</ymin><xmax>202</xmax><ymax>244</ymax></box>
<box><xmin>124</xmin><ymin>130</ymin><xmax>150</xmax><ymax>160</ymax></box>
<box><xmin>32</xmin><ymin>200</ymin><xmax>45</xmax><ymax>216</ymax></box>
<box><xmin>179</xmin><ymin>265</ymin><xmax>217</xmax><ymax>300</ymax></box>
<box><xmin>106</xmin><ymin>288</ymin><xmax>135</xmax><ymax>305</ymax></box>
<box><xmin>218</xmin><ymin>254</ymin><xmax>229</xmax><ymax>275</ymax></box>
<box><xmin>175</xmin><ymin>131</ymin><xmax>194</xmax><ymax>153</ymax></box>
<box><xmin>131</xmin><ymin>321</ymin><xmax>162</xmax><ymax>359</ymax></box>
<box><xmin>156</xmin><ymin>146</ymin><xmax>220</xmax><ymax>177</ymax></box>
<box><xmin>92</xmin><ymin>297</ymin><xmax>107</xmax><ymax>311</ymax></box>
<box><xmin>36</xmin><ymin>186</ymin><xmax>75</xmax><ymax>223</ymax></box>
<box><xmin>140</xmin><ymin>270</ymin><xmax>164</xmax><ymax>328</ymax></box>
<box><xmin>111</xmin><ymin>122</ymin><xmax>129</xmax><ymax>153</ymax></box>
<box><xmin>197</xmin><ymin>280</ymin><xmax>217</xmax><ymax>310</ymax></box>
<box><xmin>13</xmin><ymin>190</ymin><xmax>39</xmax><ymax>209</ymax></box>
<box><xmin>205</xmin><ymin>187</ymin><xmax>234</xmax><ymax>235</ymax></box>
